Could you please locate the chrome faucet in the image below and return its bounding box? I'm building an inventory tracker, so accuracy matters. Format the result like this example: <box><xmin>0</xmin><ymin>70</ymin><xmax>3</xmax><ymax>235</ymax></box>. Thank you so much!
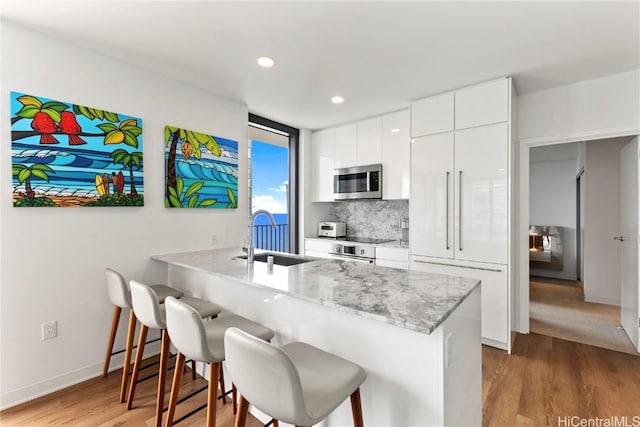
<box><xmin>247</xmin><ymin>209</ymin><xmax>277</xmax><ymax>263</ymax></box>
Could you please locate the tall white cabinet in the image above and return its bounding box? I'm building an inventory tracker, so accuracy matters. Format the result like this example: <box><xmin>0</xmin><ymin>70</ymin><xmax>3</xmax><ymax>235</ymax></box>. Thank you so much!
<box><xmin>410</xmin><ymin>77</ymin><xmax>514</xmax><ymax>351</ymax></box>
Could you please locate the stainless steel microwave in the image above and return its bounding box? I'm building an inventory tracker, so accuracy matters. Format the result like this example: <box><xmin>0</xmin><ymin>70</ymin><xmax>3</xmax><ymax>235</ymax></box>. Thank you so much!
<box><xmin>334</xmin><ymin>164</ymin><xmax>382</xmax><ymax>200</ymax></box>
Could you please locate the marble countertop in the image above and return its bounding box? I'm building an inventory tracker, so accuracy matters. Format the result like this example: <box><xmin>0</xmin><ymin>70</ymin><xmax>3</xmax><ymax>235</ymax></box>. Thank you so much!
<box><xmin>305</xmin><ymin>236</ymin><xmax>409</xmax><ymax>249</ymax></box>
<box><xmin>152</xmin><ymin>248</ymin><xmax>479</xmax><ymax>335</ymax></box>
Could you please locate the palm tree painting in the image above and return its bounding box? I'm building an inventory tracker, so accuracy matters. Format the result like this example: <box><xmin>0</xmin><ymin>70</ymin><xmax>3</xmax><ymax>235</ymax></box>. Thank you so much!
<box><xmin>10</xmin><ymin>91</ymin><xmax>143</xmax><ymax>207</ymax></box>
<box><xmin>164</xmin><ymin>125</ymin><xmax>238</xmax><ymax>209</ymax></box>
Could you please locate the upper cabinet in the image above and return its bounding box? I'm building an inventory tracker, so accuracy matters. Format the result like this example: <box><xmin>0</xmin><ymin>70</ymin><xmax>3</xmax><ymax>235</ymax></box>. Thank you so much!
<box><xmin>411</xmin><ymin>92</ymin><xmax>454</xmax><ymax>137</ymax></box>
<box><xmin>411</xmin><ymin>78</ymin><xmax>510</xmax><ymax>137</ymax></box>
<box><xmin>454</xmin><ymin>78</ymin><xmax>509</xmax><ymax>130</ymax></box>
<box><xmin>382</xmin><ymin>109</ymin><xmax>410</xmax><ymax>199</ymax></box>
<box><xmin>356</xmin><ymin>117</ymin><xmax>382</xmax><ymax>166</ymax></box>
<box><xmin>334</xmin><ymin>123</ymin><xmax>357</xmax><ymax>169</ymax></box>
<box><xmin>311</xmin><ymin>128</ymin><xmax>335</xmax><ymax>202</ymax></box>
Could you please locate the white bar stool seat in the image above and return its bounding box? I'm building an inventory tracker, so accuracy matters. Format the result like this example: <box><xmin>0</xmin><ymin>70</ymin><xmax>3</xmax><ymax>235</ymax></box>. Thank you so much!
<box><xmin>127</xmin><ymin>280</ymin><xmax>222</xmax><ymax>427</ymax></box>
<box><xmin>103</xmin><ymin>268</ymin><xmax>184</xmax><ymax>403</ymax></box>
<box><xmin>225</xmin><ymin>327</ymin><xmax>367</xmax><ymax>427</ymax></box>
<box><xmin>164</xmin><ymin>296</ymin><xmax>275</xmax><ymax>427</ymax></box>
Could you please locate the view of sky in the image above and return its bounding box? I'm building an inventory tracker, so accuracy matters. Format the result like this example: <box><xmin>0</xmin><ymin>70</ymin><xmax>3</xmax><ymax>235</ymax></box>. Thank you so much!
<box><xmin>251</xmin><ymin>140</ymin><xmax>288</xmax><ymax>214</ymax></box>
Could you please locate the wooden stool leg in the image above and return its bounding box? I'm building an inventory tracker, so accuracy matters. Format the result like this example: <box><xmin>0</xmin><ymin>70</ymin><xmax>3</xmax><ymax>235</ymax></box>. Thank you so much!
<box><xmin>191</xmin><ymin>360</ymin><xmax>197</xmax><ymax>380</ymax></box>
<box><xmin>207</xmin><ymin>363</ymin><xmax>220</xmax><ymax>427</ymax></box>
<box><xmin>126</xmin><ymin>324</ymin><xmax>148</xmax><ymax>409</ymax></box>
<box><xmin>155</xmin><ymin>330</ymin><xmax>170</xmax><ymax>427</ymax></box>
<box><xmin>232</xmin><ymin>383</ymin><xmax>237</xmax><ymax>414</ymax></box>
<box><xmin>234</xmin><ymin>394</ymin><xmax>249</xmax><ymax>427</ymax></box>
<box><xmin>119</xmin><ymin>309</ymin><xmax>137</xmax><ymax>402</ymax></box>
<box><xmin>102</xmin><ymin>306</ymin><xmax>122</xmax><ymax>377</ymax></box>
<box><xmin>350</xmin><ymin>388</ymin><xmax>364</xmax><ymax>427</ymax></box>
<box><xmin>166</xmin><ymin>352</ymin><xmax>185</xmax><ymax>427</ymax></box>
<box><xmin>219</xmin><ymin>366</ymin><xmax>227</xmax><ymax>404</ymax></box>
<box><xmin>272</xmin><ymin>420</ymin><xmax>279</xmax><ymax>427</ymax></box>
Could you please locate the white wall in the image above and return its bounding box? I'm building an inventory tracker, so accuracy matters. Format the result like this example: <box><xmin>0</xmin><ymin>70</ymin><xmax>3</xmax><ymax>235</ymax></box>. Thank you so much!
<box><xmin>518</xmin><ymin>69</ymin><xmax>640</xmax><ymax>144</ymax></box>
<box><xmin>0</xmin><ymin>22</ymin><xmax>248</xmax><ymax>408</ymax></box>
<box><xmin>298</xmin><ymin>129</ymin><xmax>330</xmax><ymax>250</ymax></box>
<box><xmin>529</xmin><ymin>144</ymin><xmax>579</xmax><ymax>280</ymax></box>
<box><xmin>583</xmin><ymin>138</ymin><xmax>630</xmax><ymax>305</ymax></box>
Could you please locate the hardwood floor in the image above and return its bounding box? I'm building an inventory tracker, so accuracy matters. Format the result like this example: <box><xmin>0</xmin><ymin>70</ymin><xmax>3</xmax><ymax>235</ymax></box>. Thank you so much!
<box><xmin>3</xmin><ymin>334</ymin><xmax>639</xmax><ymax>426</ymax></box>
<box><xmin>530</xmin><ymin>276</ymin><xmax>637</xmax><ymax>354</ymax></box>
<box><xmin>483</xmin><ymin>333</ymin><xmax>640</xmax><ymax>426</ymax></box>
<box><xmin>0</xmin><ymin>357</ymin><xmax>263</xmax><ymax>427</ymax></box>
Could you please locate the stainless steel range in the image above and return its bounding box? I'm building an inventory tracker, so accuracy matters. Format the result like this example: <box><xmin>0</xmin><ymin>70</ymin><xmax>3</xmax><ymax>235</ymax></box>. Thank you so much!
<box><xmin>328</xmin><ymin>237</ymin><xmax>393</xmax><ymax>264</ymax></box>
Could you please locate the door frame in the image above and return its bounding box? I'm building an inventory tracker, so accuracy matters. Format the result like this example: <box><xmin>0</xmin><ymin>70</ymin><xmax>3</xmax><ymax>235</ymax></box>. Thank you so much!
<box><xmin>515</xmin><ymin>127</ymin><xmax>640</xmax><ymax>334</ymax></box>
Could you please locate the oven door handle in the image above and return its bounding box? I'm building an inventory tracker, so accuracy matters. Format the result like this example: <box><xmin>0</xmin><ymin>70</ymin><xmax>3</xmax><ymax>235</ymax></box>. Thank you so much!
<box><xmin>328</xmin><ymin>253</ymin><xmax>374</xmax><ymax>264</ymax></box>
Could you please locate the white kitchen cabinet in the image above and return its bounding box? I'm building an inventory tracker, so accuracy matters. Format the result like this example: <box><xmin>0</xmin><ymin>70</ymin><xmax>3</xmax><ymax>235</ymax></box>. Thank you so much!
<box><xmin>410</xmin><ymin>132</ymin><xmax>455</xmax><ymax>259</ymax></box>
<box><xmin>334</xmin><ymin>123</ymin><xmax>357</xmax><ymax>169</ymax></box>
<box><xmin>454</xmin><ymin>123</ymin><xmax>508</xmax><ymax>264</ymax></box>
<box><xmin>356</xmin><ymin>116</ymin><xmax>382</xmax><ymax>166</ymax></box>
<box><xmin>410</xmin><ymin>123</ymin><xmax>507</xmax><ymax>265</ymax></box>
<box><xmin>411</xmin><ymin>255</ymin><xmax>509</xmax><ymax>350</ymax></box>
<box><xmin>411</xmin><ymin>91</ymin><xmax>454</xmax><ymax>137</ymax></box>
<box><xmin>376</xmin><ymin>247</ymin><xmax>409</xmax><ymax>269</ymax></box>
<box><xmin>382</xmin><ymin>109</ymin><xmax>410</xmax><ymax>199</ymax></box>
<box><xmin>311</xmin><ymin>128</ymin><xmax>335</xmax><ymax>202</ymax></box>
<box><xmin>304</xmin><ymin>238</ymin><xmax>332</xmax><ymax>259</ymax></box>
<box><xmin>454</xmin><ymin>78</ymin><xmax>509</xmax><ymax>130</ymax></box>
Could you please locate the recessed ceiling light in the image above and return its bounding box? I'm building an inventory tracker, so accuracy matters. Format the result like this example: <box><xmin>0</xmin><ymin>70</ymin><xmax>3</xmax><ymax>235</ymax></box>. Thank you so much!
<box><xmin>331</xmin><ymin>96</ymin><xmax>344</xmax><ymax>104</ymax></box>
<box><xmin>391</xmin><ymin>128</ymin><xmax>400</xmax><ymax>133</ymax></box>
<box><xmin>257</xmin><ymin>56</ymin><xmax>275</xmax><ymax>68</ymax></box>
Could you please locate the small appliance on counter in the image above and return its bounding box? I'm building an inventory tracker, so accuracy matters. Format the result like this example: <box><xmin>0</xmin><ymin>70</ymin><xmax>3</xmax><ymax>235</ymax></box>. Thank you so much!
<box><xmin>318</xmin><ymin>221</ymin><xmax>346</xmax><ymax>238</ymax></box>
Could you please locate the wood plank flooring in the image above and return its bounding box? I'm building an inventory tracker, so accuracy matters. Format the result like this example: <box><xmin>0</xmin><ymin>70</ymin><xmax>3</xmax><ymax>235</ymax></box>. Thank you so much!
<box><xmin>0</xmin><ymin>357</ymin><xmax>262</xmax><ymax>427</ymax></box>
<box><xmin>483</xmin><ymin>333</ymin><xmax>640</xmax><ymax>427</ymax></box>
<box><xmin>2</xmin><ymin>333</ymin><xmax>639</xmax><ymax>426</ymax></box>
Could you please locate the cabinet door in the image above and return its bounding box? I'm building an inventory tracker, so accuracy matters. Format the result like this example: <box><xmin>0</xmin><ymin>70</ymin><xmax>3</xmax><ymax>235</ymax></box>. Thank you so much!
<box><xmin>334</xmin><ymin>123</ymin><xmax>357</xmax><ymax>169</ymax></box>
<box><xmin>411</xmin><ymin>92</ymin><xmax>454</xmax><ymax>137</ymax></box>
<box><xmin>382</xmin><ymin>109</ymin><xmax>410</xmax><ymax>199</ymax></box>
<box><xmin>454</xmin><ymin>79</ymin><xmax>508</xmax><ymax>130</ymax></box>
<box><xmin>311</xmin><ymin>129</ymin><xmax>335</xmax><ymax>202</ymax></box>
<box><xmin>454</xmin><ymin>123</ymin><xmax>508</xmax><ymax>264</ymax></box>
<box><xmin>357</xmin><ymin>116</ymin><xmax>382</xmax><ymax>166</ymax></box>
<box><xmin>410</xmin><ymin>257</ymin><xmax>509</xmax><ymax>349</ymax></box>
<box><xmin>410</xmin><ymin>133</ymin><xmax>455</xmax><ymax>259</ymax></box>
<box><xmin>376</xmin><ymin>247</ymin><xmax>409</xmax><ymax>269</ymax></box>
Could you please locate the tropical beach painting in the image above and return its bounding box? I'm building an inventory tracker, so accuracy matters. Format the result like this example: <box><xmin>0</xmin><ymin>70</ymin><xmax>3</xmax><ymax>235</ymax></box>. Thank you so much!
<box><xmin>165</xmin><ymin>126</ymin><xmax>238</xmax><ymax>209</ymax></box>
<box><xmin>10</xmin><ymin>92</ymin><xmax>143</xmax><ymax>207</ymax></box>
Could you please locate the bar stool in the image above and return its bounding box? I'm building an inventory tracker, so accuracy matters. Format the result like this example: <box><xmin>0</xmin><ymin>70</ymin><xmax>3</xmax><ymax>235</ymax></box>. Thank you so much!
<box><xmin>127</xmin><ymin>280</ymin><xmax>222</xmax><ymax>427</ymax></box>
<box><xmin>103</xmin><ymin>268</ymin><xmax>184</xmax><ymax>402</ymax></box>
<box><xmin>164</xmin><ymin>296</ymin><xmax>275</xmax><ymax>427</ymax></box>
<box><xmin>224</xmin><ymin>327</ymin><xmax>366</xmax><ymax>427</ymax></box>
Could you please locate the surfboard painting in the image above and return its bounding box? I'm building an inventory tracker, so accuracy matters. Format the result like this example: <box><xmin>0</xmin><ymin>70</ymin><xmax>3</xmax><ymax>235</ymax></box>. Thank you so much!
<box><xmin>165</xmin><ymin>125</ymin><xmax>238</xmax><ymax>209</ymax></box>
<box><xmin>10</xmin><ymin>92</ymin><xmax>144</xmax><ymax>207</ymax></box>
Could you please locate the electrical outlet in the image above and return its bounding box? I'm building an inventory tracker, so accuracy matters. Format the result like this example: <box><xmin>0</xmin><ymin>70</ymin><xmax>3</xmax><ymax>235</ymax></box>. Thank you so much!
<box><xmin>41</xmin><ymin>321</ymin><xmax>57</xmax><ymax>340</ymax></box>
<box><xmin>210</xmin><ymin>234</ymin><xmax>217</xmax><ymax>246</ymax></box>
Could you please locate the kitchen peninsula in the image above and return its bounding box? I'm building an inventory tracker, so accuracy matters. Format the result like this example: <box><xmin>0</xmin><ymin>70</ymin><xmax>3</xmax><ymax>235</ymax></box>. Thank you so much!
<box><xmin>152</xmin><ymin>248</ymin><xmax>481</xmax><ymax>426</ymax></box>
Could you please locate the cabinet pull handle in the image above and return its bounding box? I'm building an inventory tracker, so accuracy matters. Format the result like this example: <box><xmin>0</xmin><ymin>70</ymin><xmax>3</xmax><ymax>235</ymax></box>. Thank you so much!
<box><xmin>459</xmin><ymin>170</ymin><xmax>463</xmax><ymax>251</ymax></box>
<box><xmin>446</xmin><ymin>171</ymin><xmax>450</xmax><ymax>250</ymax></box>
<box><xmin>413</xmin><ymin>259</ymin><xmax>503</xmax><ymax>273</ymax></box>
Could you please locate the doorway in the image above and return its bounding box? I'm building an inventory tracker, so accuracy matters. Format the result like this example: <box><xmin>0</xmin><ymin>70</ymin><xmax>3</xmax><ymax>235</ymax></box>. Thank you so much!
<box><xmin>527</xmin><ymin>138</ymin><xmax>638</xmax><ymax>354</ymax></box>
<box><xmin>248</xmin><ymin>114</ymin><xmax>299</xmax><ymax>254</ymax></box>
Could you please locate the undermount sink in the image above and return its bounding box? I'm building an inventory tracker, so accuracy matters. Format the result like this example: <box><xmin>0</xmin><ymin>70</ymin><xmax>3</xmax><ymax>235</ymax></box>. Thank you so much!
<box><xmin>235</xmin><ymin>253</ymin><xmax>315</xmax><ymax>266</ymax></box>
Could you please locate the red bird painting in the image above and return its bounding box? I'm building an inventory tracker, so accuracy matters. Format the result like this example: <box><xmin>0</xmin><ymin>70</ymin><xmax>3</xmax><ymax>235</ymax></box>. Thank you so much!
<box><xmin>31</xmin><ymin>112</ymin><xmax>60</xmax><ymax>144</ymax></box>
<box><xmin>59</xmin><ymin>111</ymin><xmax>87</xmax><ymax>145</ymax></box>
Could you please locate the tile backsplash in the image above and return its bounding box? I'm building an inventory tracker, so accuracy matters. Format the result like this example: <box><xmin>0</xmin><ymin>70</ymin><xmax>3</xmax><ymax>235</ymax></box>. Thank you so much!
<box><xmin>330</xmin><ymin>199</ymin><xmax>409</xmax><ymax>240</ymax></box>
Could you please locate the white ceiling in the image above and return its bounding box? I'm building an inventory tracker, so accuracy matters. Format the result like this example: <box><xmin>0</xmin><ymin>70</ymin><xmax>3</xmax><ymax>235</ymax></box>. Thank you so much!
<box><xmin>1</xmin><ymin>1</ymin><xmax>639</xmax><ymax>131</ymax></box>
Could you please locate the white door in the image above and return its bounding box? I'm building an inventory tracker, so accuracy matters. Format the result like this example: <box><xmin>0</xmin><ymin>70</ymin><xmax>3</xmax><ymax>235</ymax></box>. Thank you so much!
<box><xmin>410</xmin><ymin>132</ymin><xmax>454</xmax><ymax>259</ymax></box>
<box><xmin>620</xmin><ymin>137</ymin><xmax>639</xmax><ymax>352</ymax></box>
<box><xmin>454</xmin><ymin>123</ymin><xmax>509</xmax><ymax>264</ymax></box>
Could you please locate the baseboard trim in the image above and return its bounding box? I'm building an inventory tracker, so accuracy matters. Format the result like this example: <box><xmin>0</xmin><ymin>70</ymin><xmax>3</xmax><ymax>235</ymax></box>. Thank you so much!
<box><xmin>0</xmin><ymin>341</ymin><xmax>161</xmax><ymax>411</ymax></box>
<box><xmin>482</xmin><ymin>337</ymin><xmax>508</xmax><ymax>351</ymax></box>
<box><xmin>584</xmin><ymin>295</ymin><xmax>621</xmax><ymax>306</ymax></box>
